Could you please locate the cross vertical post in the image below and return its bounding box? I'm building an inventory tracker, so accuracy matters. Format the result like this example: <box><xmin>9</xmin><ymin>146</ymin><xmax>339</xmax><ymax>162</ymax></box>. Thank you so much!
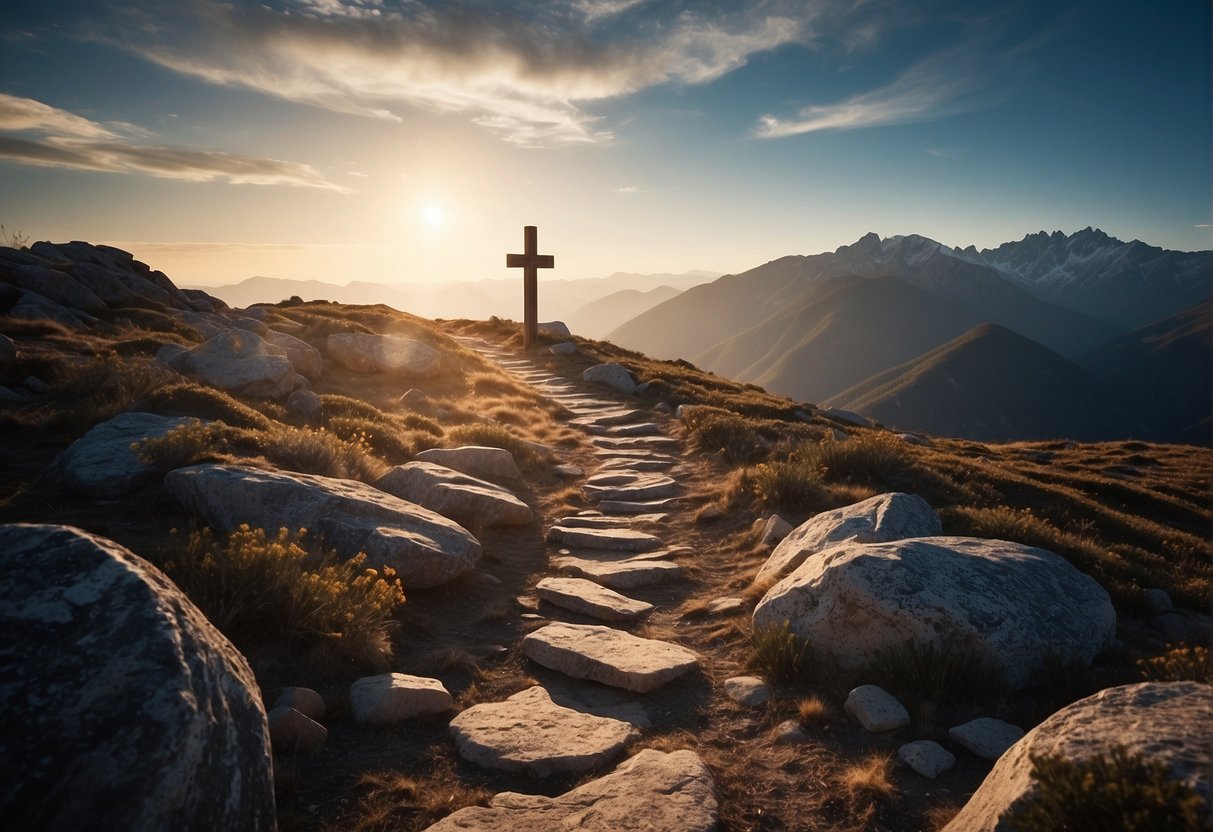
<box><xmin>506</xmin><ymin>225</ymin><xmax>554</xmax><ymax>351</ymax></box>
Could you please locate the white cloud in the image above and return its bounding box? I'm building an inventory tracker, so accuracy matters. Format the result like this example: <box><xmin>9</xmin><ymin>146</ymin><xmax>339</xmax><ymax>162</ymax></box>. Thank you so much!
<box><xmin>612</xmin><ymin>185</ymin><xmax>642</xmax><ymax>193</ymax></box>
<box><xmin>0</xmin><ymin>93</ymin><xmax>348</xmax><ymax>190</ymax></box>
<box><xmin>92</xmin><ymin>0</ymin><xmax>811</xmax><ymax>147</ymax></box>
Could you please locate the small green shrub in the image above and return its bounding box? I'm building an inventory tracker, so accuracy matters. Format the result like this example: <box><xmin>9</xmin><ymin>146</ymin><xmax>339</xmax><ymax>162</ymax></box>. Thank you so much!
<box><xmin>750</xmin><ymin>621</ymin><xmax>812</xmax><ymax>684</ymax></box>
<box><xmin>1138</xmin><ymin>645</ymin><xmax>1211</xmax><ymax>683</ymax></box>
<box><xmin>859</xmin><ymin>635</ymin><xmax>1003</xmax><ymax>704</ymax></box>
<box><xmin>261</xmin><ymin>425</ymin><xmax>388</xmax><ymax>482</ymax></box>
<box><xmin>1005</xmin><ymin>746</ymin><xmax>1209</xmax><ymax>831</ymax></box>
<box><xmin>135</xmin><ymin>420</ymin><xmax>247</xmax><ymax>470</ymax></box>
<box><xmin>681</xmin><ymin>405</ymin><xmax>772</xmax><ymax>465</ymax></box>
<box><xmin>804</xmin><ymin>433</ymin><xmax>914</xmax><ymax>487</ymax></box>
<box><xmin>162</xmin><ymin>526</ymin><xmax>405</xmax><ymax>670</ymax></box>
<box><xmin>749</xmin><ymin>454</ymin><xmax>827</xmax><ymax>512</ymax></box>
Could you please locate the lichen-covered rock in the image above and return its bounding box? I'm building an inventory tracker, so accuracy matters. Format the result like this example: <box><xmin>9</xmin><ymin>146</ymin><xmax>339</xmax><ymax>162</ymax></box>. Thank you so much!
<box><xmin>753</xmin><ymin>536</ymin><xmax>1116</xmax><ymax>689</ymax></box>
<box><xmin>349</xmin><ymin>673</ymin><xmax>452</xmax><ymax>723</ymax></box>
<box><xmin>845</xmin><ymin>685</ymin><xmax>910</xmax><ymax>732</ymax></box>
<box><xmin>176</xmin><ymin>329</ymin><xmax>297</xmax><ymax>398</ymax></box>
<box><xmin>58</xmin><ymin>412</ymin><xmax>202</xmax><ymax>497</ymax></box>
<box><xmin>943</xmin><ymin>682</ymin><xmax>1213</xmax><ymax>831</ymax></box>
<box><xmin>756</xmin><ymin>492</ymin><xmax>941</xmax><ymax>585</ymax></box>
<box><xmin>264</xmin><ymin>329</ymin><xmax>322</xmax><ymax>380</ymax></box>
<box><xmin>375</xmin><ymin>462</ymin><xmax>532</xmax><ymax>527</ymax></box>
<box><xmin>0</xmin><ymin>524</ymin><xmax>274</xmax><ymax>830</ymax></box>
<box><xmin>164</xmin><ymin>463</ymin><xmax>481</xmax><ymax>588</ymax></box>
<box><xmin>423</xmin><ymin>749</ymin><xmax>717</xmax><ymax>832</ymax></box>
<box><xmin>898</xmin><ymin>741</ymin><xmax>956</xmax><ymax>779</ymax></box>
<box><xmin>326</xmin><ymin>333</ymin><xmax>442</xmax><ymax>376</ymax></box>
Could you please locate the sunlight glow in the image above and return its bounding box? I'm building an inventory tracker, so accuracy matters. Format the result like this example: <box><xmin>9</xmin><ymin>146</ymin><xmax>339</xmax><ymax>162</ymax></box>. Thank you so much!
<box><xmin>422</xmin><ymin>203</ymin><xmax>445</xmax><ymax>229</ymax></box>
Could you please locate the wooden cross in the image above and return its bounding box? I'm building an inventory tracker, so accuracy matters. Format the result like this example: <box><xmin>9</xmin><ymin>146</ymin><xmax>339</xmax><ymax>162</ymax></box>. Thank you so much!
<box><xmin>506</xmin><ymin>225</ymin><xmax>554</xmax><ymax>351</ymax></box>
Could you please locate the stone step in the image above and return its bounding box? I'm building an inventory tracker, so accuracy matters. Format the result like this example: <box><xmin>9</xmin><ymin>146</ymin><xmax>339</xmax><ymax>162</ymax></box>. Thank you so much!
<box><xmin>535</xmin><ymin>577</ymin><xmax>654</xmax><ymax>622</ymax></box>
<box><xmin>448</xmin><ymin>686</ymin><xmax>637</xmax><ymax>776</ymax></box>
<box><xmin>555</xmin><ymin>514</ymin><xmax>669</xmax><ymax>528</ymax></box>
<box><xmin>593</xmin><ymin>436</ymin><xmax>680</xmax><ymax>451</ymax></box>
<box><xmin>593</xmin><ymin>448</ymin><xmax>677</xmax><ymax>461</ymax></box>
<box><xmin>554</xmin><ymin>556</ymin><xmax>682</xmax><ymax>589</ymax></box>
<box><xmin>597</xmin><ymin>457</ymin><xmax>675</xmax><ymax>472</ymax></box>
<box><xmin>522</xmin><ymin>622</ymin><xmax>700</xmax><ymax>693</ymax></box>
<box><xmin>553</xmin><ymin>545</ymin><xmax>690</xmax><ymax>564</ymax></box>
<box><xmin>547</xmin><ymin>525</ymin><xmax>663</xmax><ymax>552</ymax></box>
<box><xmin>599</xmin><ymin>497</ymin><xmax>682</xmax><ymax>514</ymax></box>
<box><xmin>589</xmin><ymin>422</ymin><xmax>663</xmax><ymax>437</ymax></box>
<box><xmin>571</xmin><ymin>409</ymin><xmax>648</xmax><ymax>428</ymax></box>
<box><xmin>583</xmin><ymin>472</ymin><xmax>678</xmax><ymax>502</ymax></box>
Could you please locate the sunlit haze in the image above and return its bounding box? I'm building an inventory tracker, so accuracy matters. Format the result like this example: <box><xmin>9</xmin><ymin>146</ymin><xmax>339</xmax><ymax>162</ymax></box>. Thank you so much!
<box><xmin>2</xmin><ymin>0</ymin><xmax>1209</xmax><ymax>287</ymax></box>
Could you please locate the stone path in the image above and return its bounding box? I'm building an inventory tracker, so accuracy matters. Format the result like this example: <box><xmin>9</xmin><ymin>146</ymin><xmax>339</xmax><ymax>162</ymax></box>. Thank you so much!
<box><xmin>434</xmin><ymin>336</ymin><xmax>717</xmax><ymax>827</ymax></box>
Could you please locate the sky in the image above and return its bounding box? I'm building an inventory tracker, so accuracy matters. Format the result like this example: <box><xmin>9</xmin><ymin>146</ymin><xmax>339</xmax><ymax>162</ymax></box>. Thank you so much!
<box><xmin>1</xmin><ymin>0</ymin><xmax>1209</xmax><ymax>287</ymax></box>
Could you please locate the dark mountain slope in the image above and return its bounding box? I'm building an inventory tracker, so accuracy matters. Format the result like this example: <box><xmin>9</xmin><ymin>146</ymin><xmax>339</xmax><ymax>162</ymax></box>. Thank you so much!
<box><xmin>826</xmin><ymin>324</ymin><xmax>1155</xmax><ymax>442</ymax></box>
<box><xmin>1080</xmin><ymin>299</ymin><xmax>1212</xmax><ymax>444</ymax></box>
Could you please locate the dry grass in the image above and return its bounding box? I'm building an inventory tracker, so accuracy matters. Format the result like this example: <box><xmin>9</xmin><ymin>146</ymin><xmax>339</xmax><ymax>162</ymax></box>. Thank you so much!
<box><xmin>797</xmin><ymin>695</ymin><xmax>833</xmax><ymax>728</ymax></box>
<box><xmin>334</xmin><ymin>761</ymin><xmax>493</xmax><ymax>832</ymax></box>
<box><xmin>836</xmin><ymin>754</ymin><xmax>898</xmax><ymax>803</ymax></box>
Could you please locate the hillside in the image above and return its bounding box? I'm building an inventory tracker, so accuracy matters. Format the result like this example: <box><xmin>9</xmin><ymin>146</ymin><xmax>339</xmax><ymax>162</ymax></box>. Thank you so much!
<box><xmin>697</xmin><ymin>275</ymin><xmax>988</xmax><ymax>402</ymax></box>
<box><xmin>1080</xmin><ymin>299</ymin><xmax>1213</xmax><ymax>444</ymax></box>
<box><xmin>826</xmin><ymin>324</ymin><xmax>1155</xmax><ymax>442</ymax></box>
<box><xmin>563</xmin><ymin>284</ymin><xmax>682</xmax><ymax>339</ymax></box>
<box><xmin>1</xmin><ymin>240</ymin><xmax>1210</xmax><ymax>832</ymax></box>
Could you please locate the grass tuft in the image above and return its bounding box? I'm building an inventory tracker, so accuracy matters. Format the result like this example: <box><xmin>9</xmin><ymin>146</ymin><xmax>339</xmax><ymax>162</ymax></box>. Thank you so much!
<box><xmin>750</xmin><ymin>621</ymin><xmax>812</xmax><ymax>684</ymax></box>
<box><xmin>836</xmin><ymin>754</ymin><xmax>898</xmax><ymax>803</ymax></box>
<box><xmin>1137</xmin><ymin>645</ymin><xmax>1211</xmax><ymax>683</ymax></box>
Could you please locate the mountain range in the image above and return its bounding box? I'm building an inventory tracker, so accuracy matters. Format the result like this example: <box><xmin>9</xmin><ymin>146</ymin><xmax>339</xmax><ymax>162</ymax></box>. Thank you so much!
<box><xmin>605</xmin><ymin>229</ymin><xmax>1211</xmax><ymax>444</ymax></box>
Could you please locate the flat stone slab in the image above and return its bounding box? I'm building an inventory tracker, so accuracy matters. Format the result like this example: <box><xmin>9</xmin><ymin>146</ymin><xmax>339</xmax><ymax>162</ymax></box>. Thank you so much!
<box><xmin>536</xmin><ymin>577</ymin><xmax>654</xmax><ymax>622</ymax></box>
<box><xmin>599</xmin><ymin>497</ymin><xmax>682</xmax><ymax>514</ymax></box>
<box><xmin>593</xmin><ymin>448</ymin><xmax>677</xmax><ymax>460</ymax></box>
<box><xmin>706</xmin><ymin>597</ymin><xmax>745</xmax><ymax>615</ymax></box>
<box><xmin>422</xmin><ymin>749</ymin><xmax>718</xmax><ymax>832</ymax></box>
<box><xmin>598</xmin><ymin>457</ymin><xmax>675</xmax><ymax>472</ymax></box>
<box><xmin>554</xmin><ymin>556</ymin><xmax>683</xmax><ymax>589</ymax></box>
<box><xmin>58</xmin><ymin>411</ymin><xmax>202</xmax><ymax>497</ymax></box>
<box><xmin>583</xmin><ymin>472</ymin><xmax>678</xmax><ymax>502</ymax></box>
<box><xmin>845</xmin><ymin>685</ymin><xmax>910</xmax><ymax>733</ymax></box>
<box><xmin>591</xmin><ymin>422</ymin><xmax>663</xmax><ymax>437</ymax></box>
<box><xmin>571</xmin><ymin>409</ymin><xmax>647</xmax><ymax>428</ymax></box>
<box><xmin>949</xmin><ymin>717</ymin><xmax>1025</xmax><ymax>760</ymax></box>
<box><xmin>554</xmin><ymin>514</ymin><xmax>669</xmax><ymax>529</ymax></box>
<box><xmin>414</xmin><ymin>446</ymin><xmax>521</xmax><ymax>484</ymax></box>
<box><xmin>723</xmin><ymin>676</ymin><xmax>770</xmax><ymax>707</ymax></box>
<box><xmin>523</xmin><ymin>622</ymin><xmax>700</xmax><ymax>692</ymax></box>
<box><xmin>898</xmin><ymin>740</ymin><xmax>956</xmax><ymax>779</ymax></box>
<box><xmin>449</xmin><ymin>686</ymin><xmax>638</xmax><ymax>777</ymax></box>
<box><xmin>547</xmin><ymin>525</ymin><xmax>663</xmax><ymax>552</ymax></box>
<box><xmin>593</xmin><ymin>436</ymin><xmax>680</xmax><ymax>451</ymax></box>
<box><xmin>350</xmin><ymin>673</ymin><xmax>452</xmax><ymax>724</ymax></box>
<box><xmin>376</xmin><ymin>462</ymin><xmax>532</xmax><ymax>528</ymax></box>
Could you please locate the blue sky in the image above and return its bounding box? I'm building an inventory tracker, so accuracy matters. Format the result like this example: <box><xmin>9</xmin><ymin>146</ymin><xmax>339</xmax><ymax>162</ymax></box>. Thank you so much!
<box><xmin>1</xmin><ymin>0</ymin><xmax>1208</xmax><ymax>286</ymax></box>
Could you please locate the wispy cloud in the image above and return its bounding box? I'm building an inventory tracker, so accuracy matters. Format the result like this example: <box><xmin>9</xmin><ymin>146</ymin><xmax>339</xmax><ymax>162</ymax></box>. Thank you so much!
<box><xmin>612</xmin><ymin>184</ymin><xmax>643</xmax><ymax>193</ymax></box>
<box><xmin>0</xmin><ymin>93</ymin><xmax>348</xmax><ymax>190</ymax></box>
<box><xmin>88</xmin><ymin>0</ymin><xmax>811</xmax><ymax>147</ymax></box>
<box><xmin>755</xmin><ymin>43</ymin><xmax>992</xmax><ymax>138</ymax></box>
<box><xmin>1195</xmin><ymin>224</ymin><xmax>1211</xmax><ymax>229</ymax></box>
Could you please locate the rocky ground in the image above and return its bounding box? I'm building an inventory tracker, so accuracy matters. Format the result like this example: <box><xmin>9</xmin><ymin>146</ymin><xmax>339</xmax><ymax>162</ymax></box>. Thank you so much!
<box><xmin>0</xmin><ymin>241</ymin><xmax>1209</xmax><ymax>831</ymax></box>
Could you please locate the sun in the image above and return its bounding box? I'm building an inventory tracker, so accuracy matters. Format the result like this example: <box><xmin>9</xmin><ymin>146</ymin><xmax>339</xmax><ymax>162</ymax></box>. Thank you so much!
<box><xmin>421</xmin><ymin>203</ymin><xmax>445</xmax><ymax>229</ymax></box>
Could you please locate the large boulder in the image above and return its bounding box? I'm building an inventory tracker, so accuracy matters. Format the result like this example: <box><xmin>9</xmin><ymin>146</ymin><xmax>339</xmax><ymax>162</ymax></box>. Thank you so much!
<box><xmin>582</xmin><ymin>363</ymin><xmax>637</xmax><ymax>394</ymax></box>
<box><xmin>753</xmin><ymin>536</ymin><xmax>1116</xmax><ymax>689</ymax></box>
<box><xmin>164</xmin><ymin>463</ymin><xmax>481</xmax><ymax>588</ymax></box>
<box><xmin>414</xmin><ymin>446</ymin><xmax>522</xmax><ymax>484</ymax></box>
<box><xmin>423</xmin><ymin>749</ymin><xmax>717</xmax><ymax>832</ymax></box>
<box><xmin>944</xmin><ymin>682</ymin><xmax>1213</xmax><ymax>831</ymax></box>
<box><xmin>326</xmin><ymin>333</ymin><xmax>442</xmax><ymax>376</ymax></box>
<box><xmin>756</xmin><ymin>492</ymin><xmax>941</xmax><ymax>585</ymax></box>
<box><xmin>263</xmin><ymin>330</ymin><xmax>322</xmax><ymax>380</ymax></box>
<box><xmin>0</xmin><ymin>332</ymin><xmax>15</xmax><ymax>372</ymax></box>
<box><xmin>0</xmin><ymin>263</ymin><xmax>106</xmax><ymax>314</ymax></box>
<box><xmin>10</xmin><ymin>289</ymin><xmax>86</xmax><ymax>327</ymax></box>
<box><xmin>57</xmin><ymin>412</ymin><xmax>202</xmax><ymax>497</ymax></box>
<box><xmin>375</xmin><ymin>462</ymin><xmax>532</xmax><ymax>527</ymax></box>
<box><xmin>175</xmin><ymin>330</ymin><xmax>297</xmax><ymax>398</ymax></box>
<box><xmin>0</xmin><ymin>524</ymin><xmax>274</xmax><ymax>830</ymax></box>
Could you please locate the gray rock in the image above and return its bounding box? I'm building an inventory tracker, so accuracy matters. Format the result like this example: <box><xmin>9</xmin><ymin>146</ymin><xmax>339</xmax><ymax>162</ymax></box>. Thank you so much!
<box><xmin>0</xmin><ymin>524</ymin><xmax>273</xmax><ymax>830</ymax></box>
<box><xmin>264</xmin><ymin>329</ymin><xmax>322</xmax><ymax>380</ymax></box>
<box><xmin>327</xmin><ymin>332</ymin><xmax>442</xmax><ymax>376</ymax></box>
<box><xmin>949</xmin><ymin>718</ymin><xmax>1025</xmax><ymax>761</ymax></box>
<box><xmin>773</xmin><ymin>720</ymin><xmax>808</xmax><ymax>745</ymax></box>
<box><xmin>11</xmin><ymin>289</ymin><xmax>86</xmax><ymax>327</ymax></box>
<box><xmin>760</xmin><ymin>514</ymin><xmax>794</xmax><ymax>546</ymax></box>
<box><xmin>522</xmin><ymin>621</ymin><xmax>700</xmax><ymax>693</ymax></box>
<box><xmin>449</xmin><ymin>686</ymin><xmax>638</xmax><ymax>776</ymax></box>
<box><xmin>554</xmin><ymin>555</ymin><xmax>683</xmax><ymax>589</ymax></box>
<box><xmin>756</xmin><ymin>492</ymin><xmax>941</xmax><ymax>585</ymax></box>
<box><xmin>845</xmin><ymin>685</ymin><xmax>910</xmax><ymax>732</ymax></box>
<box><xmin>820</xmin><ymin>406</ymin><xmax>874</xmax><ymax>428</ymax></box>
<box><xmin>944</xmin><ymin>682</ymin><xmax>1213</xmax><ymax>832</ymax></box>
<box><xmin>599</xmin><ymin>496</ymin><xmax>682</xmax><ymax>514</ymax></box>
<box><xmin>723</xmin><ymin>675</ymin><xmax>770</xmax><ymax>707</ymax></box>
<box><xmin>267</xmin><ymin>706</ymin><xmax>327</xmax><ymax>755</ymax></box>
<box><xmin>2</xmin><ymin>264</ymin><xmax>106</xmax><ymax>313</ymax></box>
<box><xmin>399</xmin><ymin>388</ymin><xmax>429</xmax><ymax>407</ymax></box>
<box><xmin>706</xmin><ymin>597</ymin><xmax>745</xmax><ymax>615</ymax></box>
<box><xmin>227</xmin><ymin>315</ymin><xmax>268</xmax><ymax>335</ymax></box>
<box><xmin>58</xmin><ymin>412</ymin><xmax>202</xmax><ymax>497</ymax></box>
<box><xmin>549</xmin><ymin>341</ymin><xmax>578</xmax><ymax>355</ymax></box>
<box><xmin>415</xmin><ymin>446</ymin><xmax>521</xmax><ymax>484</ymax></box>
<box><xmin>898</xmin><ymin>740</ymin><xmax>956</xmax><ymax>778</ymax></box>
<box><xmin>538</xmin><ymin>321</ymin><xmax>572</xmax><ymax>337</ymax></box>
<box><xmin>754</xmin><ymin>536</ymin><xmax>1115</xmax><ymax>689</ymax></box>
<box><xmin>287</xmin><ymin>388</ymin><xmax>322</xmax><ymax>423</ymax></box>
<box><xmin>423</xmin><ymin>749</ymin><xmax>717</xmax><ymax>832</ymax></box>
<box><xmin>571</xmin><ymin>408</ymin><xmax>648</xmax><ymax>428</ymax></box>
<box><xmin>375</xmin><ymin>461</ymin><xmax>532</xmax><ymax>527</ymax></box>
<box><xmin>350</xmin><ymin>673</ymin><xmax>452</xmax><ymax>723</ymax></box>
<box><xmin>535</xmin><ymin>577</ymin><xmax>654</xmax><ymax>622</ymax></box>
<box><xmin>582</xmin><ymin>363</ymin><xmax>637</xmax><ymax>394</ymax></box>
<box><xmin>21</xmin><ymin>375</ymin><xmax>50</xmax><ymax>393</ymax></box>
<box><xmin>155</xmin><ymin>341</ymin><xmax>189</xmax><ymax>369</ymax></box>
<box><xmin>583</xmin><ymin>471</ymin><xmax>678</xmax><ymax>502</ymax></box>
<box><xmin>176</xmin><ymin>329</ymin><xmax>297</xmax><ymax>398</ymax></box>
<box><xmin>1141</xmin><ymin>587</ymin><xmax>1174</xmax><ymax>615</ymax></box>
<box><xmin>165</xmin><ymin>463</ymin><xmax>481</xmax><ymax>588</ymax></box>
<box><xmin>554</xmin><ymin>463</ymin><xmax>584</xmax><ymax>478</ymax></box>
<box><xmin>898</xmin><ymin>433</ymin><xmax>931</xmax><ymax>446</ymax></box>
<box><xmin>273</xmin><ymin>686</ymin><xmax>325</xmax><ymax>721</ymax></box>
